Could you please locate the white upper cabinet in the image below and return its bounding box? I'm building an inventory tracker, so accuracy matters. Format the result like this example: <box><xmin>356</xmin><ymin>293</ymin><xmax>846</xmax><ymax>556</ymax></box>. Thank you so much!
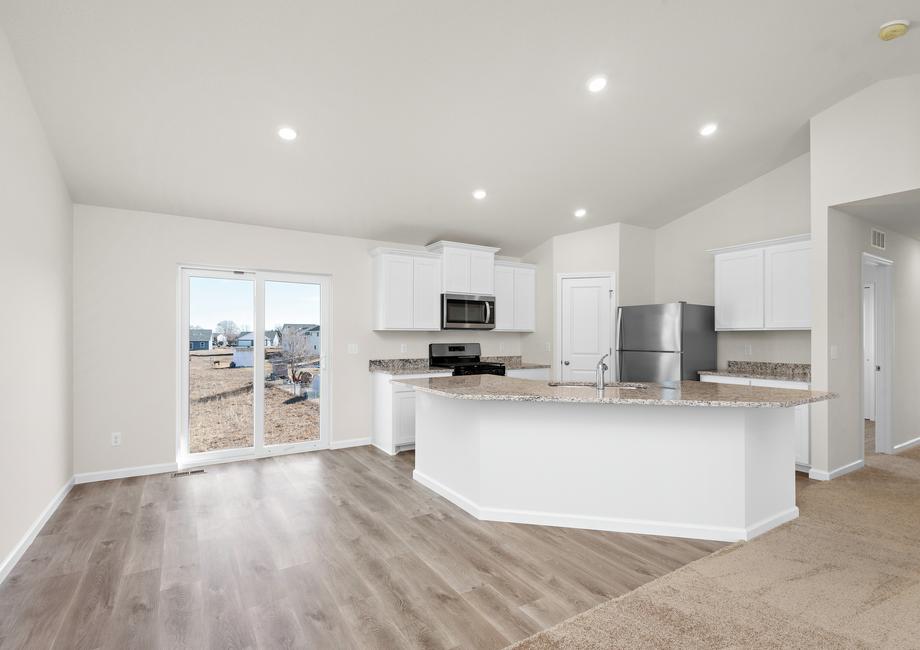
<box><xmin>764</xmin><ymin>240</ymin><xmax>811</xmax><ymax>329</ymax></box>
<box><xmin>425</xmin><ymin>241</ymin><xmax>500</xmax><ymax>295</ymax></box>
<box><xmin>493</xmin><ymin>261</ymin><xmax>536</xmax><ymax>332</ymax></box>
<box><xmin>711</xmin><ymin>235</ymin><xmax>810</xmax><ymax>331</ymax></box>
<box><xmin>372</xmin><ymin>249</ymin><xmax>442</xmax><ymax>330</ymax></box>
<box><xmin>714</xmin><ymin>248</ymin><xmax>765</xmax><ymax>330</ymax></box>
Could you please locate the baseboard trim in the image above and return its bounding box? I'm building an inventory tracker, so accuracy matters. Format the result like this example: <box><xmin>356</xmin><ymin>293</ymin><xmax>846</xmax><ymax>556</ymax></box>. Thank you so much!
<box><xmin>0</xmin><ymin>477</ymin><xmax>74</xmax><ymax>585</ymax></box>
<box><xmin>330</xmin><ymin>437</ymin><xmax>371</xmax><ymax>450</ymax></box>
<box><xmin>412</xmin><ymin>469</ymin><xmax>790</xmax><ymax>542</ymax></box>
<box><xmin>893</xmin><ymin>435</ymin><xmax>920</xmax><ymax>452</ymax></box>
<box><xmin>74</xmin><ymin>462</ymin><xmax>178</xmax><ymax>484</ymax></box>
<box><xmin>808</xmin><ymin>458</ymin><xmax>865</xmax><ymax>481</ymax></box>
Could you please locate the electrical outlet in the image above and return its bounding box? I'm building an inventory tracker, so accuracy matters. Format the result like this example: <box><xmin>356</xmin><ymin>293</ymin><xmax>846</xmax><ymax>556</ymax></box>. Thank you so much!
<box><xmin>744</xmin><ymin>343</ymin><xmax>753</xmax><ymax>357</ymax></box>
<box><xmin>400</xmin><ymin>343</ymin><xmax>408</xmax><ymax>354</ymax></box>
<box><xmin>347</xmin><ymin>343</ymin><xmax>359</xmax><ymax>354</ymax></box>
<box><xmin>830</xmin><ymin>344</ymin><xmax>839</xmax><ymax>360</ymax></box>
<box><xmin>499</xmin><ymin>342</ymin><xmax>506</xmax><ymax>353</ymax></box>
<box><xmin>111</xmin><ymin>431</ymin><xmax>122</xmax><ymax>447</ymax></box>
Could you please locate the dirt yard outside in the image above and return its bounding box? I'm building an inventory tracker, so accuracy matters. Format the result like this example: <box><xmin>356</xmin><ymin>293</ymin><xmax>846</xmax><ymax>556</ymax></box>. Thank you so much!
<box><xmin>188</xmin><ymin>350</ymin><xmax>320</xmax><ymax>453</ymax></box>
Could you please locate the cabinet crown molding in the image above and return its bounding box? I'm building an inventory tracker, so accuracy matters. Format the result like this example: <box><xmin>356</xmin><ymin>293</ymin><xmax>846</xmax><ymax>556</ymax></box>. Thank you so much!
<box><xmin>369</xmin><ymin>246</ymin><xmax>440</xmax><ymax>259</ymax></box>
<box><xmin>707</xmin><ymin>233</ymin><xmax>810</xmax><ymax>255</ymax></box>
<box><xmin>494</xmin><ymin>259</ymin><xmax>536</xmax><ymax>270</ymax></box>
<box><xmin>425</xmin><ymin>240</ymin><xmax>501</xmax><ymax>255</ymax></box>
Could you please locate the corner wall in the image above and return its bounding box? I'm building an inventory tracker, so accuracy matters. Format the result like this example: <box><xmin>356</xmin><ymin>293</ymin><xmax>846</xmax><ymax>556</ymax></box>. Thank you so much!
<box><xmin>654</xmin><ymin>153</ymin><xmax>812</xmax><ymax>366</ymax></box>
<box><xmin>810</xmin><ymin>74</ymin><xmax>920</xmax><ymax>475</ymax></box>
<box><xmin>72</xmin><ymin>205</ymin><xmax>526</xmax><ymax>474</ymax></box>
<box><xmin>0</xmin><ymin>28</ymin><xmax>73</xmax><ymax>574</ymax></box>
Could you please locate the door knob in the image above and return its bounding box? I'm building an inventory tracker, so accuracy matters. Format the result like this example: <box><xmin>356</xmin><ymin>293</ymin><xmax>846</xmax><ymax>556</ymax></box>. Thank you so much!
<box><xmin>563</xmin><ymin>361</ymin><xmax>570</xmax><ymax>365</ymax></box>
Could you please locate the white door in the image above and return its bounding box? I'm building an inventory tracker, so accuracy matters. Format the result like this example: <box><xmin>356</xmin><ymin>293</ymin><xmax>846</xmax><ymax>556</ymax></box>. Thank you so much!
<box><xmin>863</xmin><ymin>282</ymin><xmax>876</xmax><ymax>420</ymax></box>
<box><xmin>560</xmin><ymin>275</ymin><xmax>614</xmax><ymax>382</ymax></box>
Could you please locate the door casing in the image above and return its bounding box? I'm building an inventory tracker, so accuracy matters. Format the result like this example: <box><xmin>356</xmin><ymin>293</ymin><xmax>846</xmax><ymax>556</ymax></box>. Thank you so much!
<box><xmin>177</xmin><ymin>266</ymin><xmax>333</xmax><ymax>468</ymax></box>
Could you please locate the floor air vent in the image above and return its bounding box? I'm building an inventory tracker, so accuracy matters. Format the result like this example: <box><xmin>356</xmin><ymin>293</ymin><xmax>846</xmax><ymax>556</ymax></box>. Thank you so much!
<box><xmin>871</xmin><ymin>228</ymin><xmax>886</xmax><ymax>250</ymax></box>
<box><xmin>172</xmin><ymin>468</ymin><xmax>206</xmax><ymax>478</ymax></box>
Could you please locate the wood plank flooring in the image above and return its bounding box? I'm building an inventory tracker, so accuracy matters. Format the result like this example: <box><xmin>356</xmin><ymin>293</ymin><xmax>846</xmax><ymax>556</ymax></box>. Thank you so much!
<box><xmin>0</xmin><ymin>447</ymin><xmax>724</xmax><ymax>649</ymax></box>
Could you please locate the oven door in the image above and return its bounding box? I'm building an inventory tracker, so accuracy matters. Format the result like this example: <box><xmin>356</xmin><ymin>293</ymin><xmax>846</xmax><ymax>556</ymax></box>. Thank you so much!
<box><xmin>442</xmin><ymin>294</ymin><xmax>495</xmax><ymax>330</ymax></box>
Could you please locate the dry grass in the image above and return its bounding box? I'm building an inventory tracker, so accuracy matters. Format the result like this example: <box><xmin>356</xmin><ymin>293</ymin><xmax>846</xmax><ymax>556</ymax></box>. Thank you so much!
<box><xmin>188</xmin><ymin>352</ymin><xmax>320</xmax><ymax>453</ymax></box>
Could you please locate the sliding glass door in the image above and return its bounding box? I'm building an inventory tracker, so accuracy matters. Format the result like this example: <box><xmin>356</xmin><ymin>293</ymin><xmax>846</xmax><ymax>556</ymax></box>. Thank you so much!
<box><xmin>180</xmin><ymin>268</ymin><xmax>330</xmax><ymax>465</ymax></box>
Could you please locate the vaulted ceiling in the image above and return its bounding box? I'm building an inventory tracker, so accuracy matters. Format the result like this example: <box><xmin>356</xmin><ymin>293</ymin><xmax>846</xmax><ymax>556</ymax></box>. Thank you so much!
<box><xmin>1</xmin><ymin>1</ymin><xmax>918</xmax><ymax>255</ymax></box>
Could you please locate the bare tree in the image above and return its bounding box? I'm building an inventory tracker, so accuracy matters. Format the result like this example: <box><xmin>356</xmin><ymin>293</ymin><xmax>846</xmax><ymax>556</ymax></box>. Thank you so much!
<box><xmin>215</xmin><ymin>320</ymin><xmax>241</xmax><ymax>344</ymax></box>
<box><xmin>281</xmin><ymin>329</ymin><xmax>314</xmax><ymax>385</ymax></box>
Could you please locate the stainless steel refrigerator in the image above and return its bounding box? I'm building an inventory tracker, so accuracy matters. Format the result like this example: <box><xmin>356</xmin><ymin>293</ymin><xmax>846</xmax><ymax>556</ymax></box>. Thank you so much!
<box><xmin>615</xmin><ymin>303</ymin><xmax>715</xmax><ymax>383</ymax></box>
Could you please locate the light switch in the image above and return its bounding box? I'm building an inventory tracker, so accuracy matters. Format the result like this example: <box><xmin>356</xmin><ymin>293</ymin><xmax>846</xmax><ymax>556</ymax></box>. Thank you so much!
<box><xmin>830</xmin><ymin>344</ymin><xmax>839</xmax><ymax>360</ymax></box>
<box><xmin>544</xmin><ymin>342</ymin><xmax>551</xmax><ymax>352</ymax></box>
<box><xmin>347</xmin><ymin>343</ymin><xmax>359</xmax><ymax>354</ymax></box>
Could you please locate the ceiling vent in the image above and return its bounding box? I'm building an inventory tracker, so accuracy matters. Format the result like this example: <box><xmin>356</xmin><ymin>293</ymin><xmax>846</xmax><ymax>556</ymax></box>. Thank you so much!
<box><xmin>871</xmin><ymin>228</ymin><xmax>886</xmax><ymax>250</ymax></box>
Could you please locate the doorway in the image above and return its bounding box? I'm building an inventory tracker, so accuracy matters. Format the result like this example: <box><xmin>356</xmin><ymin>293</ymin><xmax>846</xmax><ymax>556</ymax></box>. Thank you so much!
<box><xmin>861</xmin><ymin>254</ymin><xmax>892</xmax><ymax>456</ymax></box>
<box><xmin>555</xmin><ymin>273</ymin><xmax>616</xmax><ymax>382</ymax></box>
<box><xmin>179</xmin><ymin>268</ymin><xmax>331</xmax><ymax>467</ymax></box>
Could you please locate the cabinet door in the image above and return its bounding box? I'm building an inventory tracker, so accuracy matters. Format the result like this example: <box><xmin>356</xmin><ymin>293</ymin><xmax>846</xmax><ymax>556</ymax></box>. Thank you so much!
<box><xmin>493</xmin><ymin>265</ymin><xmax>515</xmax><ymax>330</ymax></box>
<box><xmin>392</xmin><ymin>390</ymin><xmax>416</xmax><ymax>446</ymax></box>
<box><xmin>513</xmin><ymin>267</ymin><xmax>536</xmax><ymax>331</ymax></box>
<box><xmin>764</xmin><ymin>241</ymin><xmax>811</xmax><ymax>329</ymax></box>
<box><xmin>413</xmin><ymin>257</ymin><xmax>441</xmax><ymax>330</ymax></box>
<box><xmin>442</xmin><ymin>249</ymin><xmax>470</xmax><ymax>293</ymax></box>
<box><xmin>381</xmin><ymin>255</ymin><xmax>413</xmax><ymax>329</ymax></box>
<box><xmin>714</xmin><ymin>249</ymin><xmax>764</xmax><ymax>330</ymax></box>
<box><xmin>468</xmin><ymin>251</ymin><xmax>494</xmax><ymax>294</ymax></box>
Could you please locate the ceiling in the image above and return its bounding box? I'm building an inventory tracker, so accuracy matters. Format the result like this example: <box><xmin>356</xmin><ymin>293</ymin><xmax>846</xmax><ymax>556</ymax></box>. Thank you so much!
<box><xmin>839</xmin><ymin>188</ymin><xmax>920</xmax><ymax>241</ymax></box>
<box><xmin>1</xmin><ymin>1</ymin><xmax>919</xmax><ymax>256</ymax></box>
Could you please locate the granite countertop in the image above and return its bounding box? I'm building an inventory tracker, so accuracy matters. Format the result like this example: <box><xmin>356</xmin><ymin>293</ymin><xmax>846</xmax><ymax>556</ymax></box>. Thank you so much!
<box><xmin>369</xmin><ymin>356</ymin><xmax>550</xmax><ymax>375</ymax></box>
<box><xmin>392</xmin><ymin>375</ymin><xmax>836</xmax><ymax>408</ymax></box>
<box><xmin>699</xmin><ymin>361</ymin><xmax>811</xmax><ymax>382</ymax></box>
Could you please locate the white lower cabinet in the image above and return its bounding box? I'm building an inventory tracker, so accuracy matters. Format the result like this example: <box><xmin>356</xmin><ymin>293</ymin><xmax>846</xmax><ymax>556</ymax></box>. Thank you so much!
<box><xmin>700</xmin><ymin>374</ymin><xmax>810</xmax><ymax>468</ymax></box>
<box><xmin>372</xmin><ymin>371</ymin><xmax>451</xmax><ymax>454</ymax></box>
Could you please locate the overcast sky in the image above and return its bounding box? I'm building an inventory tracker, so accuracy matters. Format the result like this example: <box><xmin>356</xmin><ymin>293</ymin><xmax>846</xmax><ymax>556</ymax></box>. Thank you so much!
<box><xmin>189</xmin><ymin>276</ymin><xmax>321</xmax><ymax>333</ymax></box>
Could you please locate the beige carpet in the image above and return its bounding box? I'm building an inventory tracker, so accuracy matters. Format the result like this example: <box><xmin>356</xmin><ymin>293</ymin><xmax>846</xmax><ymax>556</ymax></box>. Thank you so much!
<box><xmin>511</xmin><ymin>429</ymin><xmax>920</xmax><ymax>649</ymax></box>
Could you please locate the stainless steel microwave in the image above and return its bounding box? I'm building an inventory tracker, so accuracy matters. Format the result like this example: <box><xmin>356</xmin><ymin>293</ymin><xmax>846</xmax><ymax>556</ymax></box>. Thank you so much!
<box><xmin>441</xmin><ymin>294</ymin><xmax>495</xmax><ymax>330</ymax></box>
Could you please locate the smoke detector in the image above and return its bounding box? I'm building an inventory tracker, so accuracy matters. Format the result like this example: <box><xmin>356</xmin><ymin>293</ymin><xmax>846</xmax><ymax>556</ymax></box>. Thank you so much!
<box><xmin>879</xmin><ymin>20</ymin><xmax>910</xmax><ymax>41</ymax></box>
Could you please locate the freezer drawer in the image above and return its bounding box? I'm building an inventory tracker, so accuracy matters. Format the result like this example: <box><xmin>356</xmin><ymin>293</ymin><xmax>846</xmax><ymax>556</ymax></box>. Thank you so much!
<box><xmin>618</xmin><ymin>350</ymin><xmax>682</xmax><ymax>383</ymax></box>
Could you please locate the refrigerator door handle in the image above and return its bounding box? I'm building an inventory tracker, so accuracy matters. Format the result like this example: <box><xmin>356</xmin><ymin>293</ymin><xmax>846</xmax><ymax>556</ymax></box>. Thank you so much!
<box><xmin>614</xmin><ymin>307</ymin><xmax>624</xmax><ymax>381</ymax></box>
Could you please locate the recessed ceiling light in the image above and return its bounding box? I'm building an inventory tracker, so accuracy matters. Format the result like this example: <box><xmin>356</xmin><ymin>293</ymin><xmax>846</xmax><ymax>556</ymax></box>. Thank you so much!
<box><xmin>472</xmin><ymin>189</ymin><xmax>487</xmax><ymax>200</ymax></box>
<box><xmin>699</xmin><ymin>122</ymin><xmax>718</xmax><ymax>137</ymax></box>
<box><xmin>277</xmin><ymin>126</ymin><xmax>297</xmax><ymax>141</ymax></box>
<box><xmin>586</xmin><ymin>75</ymin><xmax>607</xmax><ymax>93</ymax></box>
<box><xmin>879</xmin><ymin>19</ymin><xmax>910</xmax><ymax>41</ymax></box>
<box><xmin>574</xmin><ymin>208</ymin><xmax>587</xmax><ymax>218</ymax></box>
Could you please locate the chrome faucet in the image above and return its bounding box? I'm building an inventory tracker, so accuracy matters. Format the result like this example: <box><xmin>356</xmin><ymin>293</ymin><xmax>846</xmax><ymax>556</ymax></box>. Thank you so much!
<box><xmin>596</xmin><ymin>353</ymin><xmax>609</xmax><ymax>391</ymax></box>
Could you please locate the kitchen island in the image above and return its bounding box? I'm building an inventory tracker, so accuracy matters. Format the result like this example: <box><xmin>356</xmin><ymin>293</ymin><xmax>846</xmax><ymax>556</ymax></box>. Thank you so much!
<box><xmin>393</xmin><ymin>375</ymin><xmax>835</xmax><ymax>542</ymax></box>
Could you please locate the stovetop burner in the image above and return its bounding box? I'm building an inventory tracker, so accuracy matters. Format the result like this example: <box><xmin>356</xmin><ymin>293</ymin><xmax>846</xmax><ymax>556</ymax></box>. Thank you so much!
<box><xmin>429</xmin><ymin>343</ymin><xmax>506</xmax><ymax>377</ymax></box>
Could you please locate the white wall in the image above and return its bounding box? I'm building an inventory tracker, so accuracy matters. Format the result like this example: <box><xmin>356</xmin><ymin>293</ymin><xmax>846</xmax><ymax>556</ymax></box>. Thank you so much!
<box><xmin>72</xmin><ymin>205</ymin><xmax>525</xmax><ymax>474</ymax></box>
<box><xmin>0</xmin><ymin>28</ymin><xmax>73</xmax><ymax>570</ymax></box>
<box><xmin>811</xmin><ymin>75</ymin><xmax>920</xmax><ymax>474</ymax></box>
<box><xmin>654</xmin><ymin>153</ymin><xmax>812</xmax><ymax>365</ymax></box>
<box><xmin>522</xmin><ymin>222</ymin><xmax>654</xmax><ymax>372</ymax></box>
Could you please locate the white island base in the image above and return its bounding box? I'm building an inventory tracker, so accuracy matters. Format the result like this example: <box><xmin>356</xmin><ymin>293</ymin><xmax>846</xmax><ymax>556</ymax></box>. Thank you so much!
<box><xmin>412</xmin><ymin>391</ymin><xmax>798</xmax><ymax>542</ymax></box>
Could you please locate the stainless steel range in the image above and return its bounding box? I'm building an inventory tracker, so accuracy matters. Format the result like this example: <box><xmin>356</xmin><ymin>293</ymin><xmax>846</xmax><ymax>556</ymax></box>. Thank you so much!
<box><xmin>429</xmin><ymin>343</ymin><xmax>506</xmax><ymax>376</ymax></box>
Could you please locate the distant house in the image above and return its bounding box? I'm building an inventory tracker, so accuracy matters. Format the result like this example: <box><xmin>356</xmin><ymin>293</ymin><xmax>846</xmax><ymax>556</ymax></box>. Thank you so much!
<box><xmin>238</xmin><ymin>330</ymin><xmax>281</xmax><ymax>348</ymax></box>
<box><xmin>281</xmin><ymin>323</ymin><xmax>321</xmax><ymax>356</ymax></box>
<box><xmin>189</xmin><ymin>328</ymin><xmax>212</xmax><ymax>351</ymax></box>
